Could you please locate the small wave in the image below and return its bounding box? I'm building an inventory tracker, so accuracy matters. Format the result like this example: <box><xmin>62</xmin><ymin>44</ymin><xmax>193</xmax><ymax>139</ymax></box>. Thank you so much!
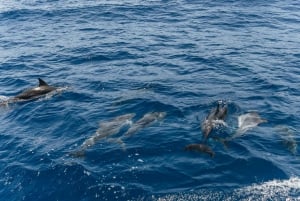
<box><xmin>154</xmin><ymin>177</ymin><xmax>300</xmax><ymax>201</ymax></box>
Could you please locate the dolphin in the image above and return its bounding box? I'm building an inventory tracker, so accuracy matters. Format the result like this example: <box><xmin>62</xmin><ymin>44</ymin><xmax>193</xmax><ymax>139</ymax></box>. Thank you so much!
<box><xmin>236</xmin><ymin>112</ymin><xmax>267</xmax><ymax>134</ymax></box>
<box><xmin>275</xmin><ymin>125</ymin><xmax>297</xmax><ymax>155</ymax></box>
<box><xmin>70</xmin><ymin>113</ymin><xmax>135</xmax><ymax>157</ymax></box>
<box><xmin>123</xmin><ymin>111</ymin><xmax>166</xmax><ymax>138</ymax></box>
<box><xmin>110</xmin><ymin>112</ymin><xmax>166</xmax><ymax>150</ymax></box>
<box><xmin>14</xmin><ymin>78</ymin><xmax>57</xmax><ymax>100</ymax></box>
<box><xmin>227</xmin><ymin>112</ymin><xmax>267</xmax><ymax>140</ymax></box>
<box><xmin>201</xmin><ymin>102</ymin><xmax>228</xmax><ymax>140</ymax></box>
<box><xmin>185</xmin><ymin>143</ymin><xmax>215</xmax><ymax>158</ymax></box>
<box><xmin>215</xmin><ymin>102</ymin><xmax>228</xmax><ymax>120</ymax></box>
<box><xmin>0</xmin><ymin>78</ymin><xmax>57</xmax><ymax>106</ymax></box>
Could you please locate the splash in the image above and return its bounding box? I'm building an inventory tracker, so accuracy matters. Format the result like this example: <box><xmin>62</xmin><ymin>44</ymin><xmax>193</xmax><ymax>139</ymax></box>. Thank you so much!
<box><xmin>0</xmin><ymin>95</ymin><xmax>10</xmax><ymax>107</ymax></box>
<box><xmin>0</xmin><ymin>95</ymin><xmax>9</xmax><ymax>101</ymax></box>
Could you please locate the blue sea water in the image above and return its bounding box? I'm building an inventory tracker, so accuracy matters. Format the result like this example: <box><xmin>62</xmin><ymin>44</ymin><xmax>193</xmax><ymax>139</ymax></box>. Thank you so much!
<box><xmin>0</xmin><ymin>0</ymin><xmax>300</xmax><ymax>200</ymax></box>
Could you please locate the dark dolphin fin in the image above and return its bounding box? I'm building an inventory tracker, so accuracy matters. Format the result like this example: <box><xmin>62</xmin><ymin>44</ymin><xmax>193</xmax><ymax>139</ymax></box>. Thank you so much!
<box><xmin>185</xmin><ymin>143</ymin><xmax>215</xmax><ymax>158</ymax></box>
<box><xmin>38</xmin><ymin>78</ymin><xmax>49</xmax><ymax>87</ymax></box>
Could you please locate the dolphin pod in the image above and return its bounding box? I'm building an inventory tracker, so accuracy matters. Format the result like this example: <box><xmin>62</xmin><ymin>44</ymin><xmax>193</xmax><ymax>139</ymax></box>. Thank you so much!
<box><xmin>185</xmin><ymin>102</ymin><xmax>269</xmax><ymax>158</ymax></box>
<box><xmin>1</xmin><ymin>79</ymin><xmax>281</xmax><ymax>159</ymax></box>
<box><xmin>185</xmin><ymin>101</ymin><xmax>228</xmax><ymax>157</ymax></box>
<box><xmin>72</xmin><ymin>107</ymin><xmax>269</xmax><ymax>159</ymax></box>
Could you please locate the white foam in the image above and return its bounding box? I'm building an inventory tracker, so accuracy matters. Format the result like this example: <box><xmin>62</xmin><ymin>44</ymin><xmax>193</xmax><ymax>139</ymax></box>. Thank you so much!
<box><xmin>0</xmin><ymin>96</ymin><xmax>10</xmax><ymax>107</ymax></box>
<box><xmin>0</xmin><ymin>95</ymin><xmax>9</xmax><ymax>101</ymax></box>
<box><xmin>234</xmin><ymin>177</ymin><xmax>300</xmax><ymax>200</ymax></box>
<box><xmin>154</xmin><ymin>177</ymin><xmax>300</xmax><ymax>201</ymax></box>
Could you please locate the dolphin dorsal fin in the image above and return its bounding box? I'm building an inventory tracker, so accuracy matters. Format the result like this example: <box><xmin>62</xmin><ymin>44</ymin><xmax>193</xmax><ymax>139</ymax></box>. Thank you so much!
<box><xmin>38</xmin><ymin>78</ymin><xmax>49</xmax><ymax>86</ymax></box>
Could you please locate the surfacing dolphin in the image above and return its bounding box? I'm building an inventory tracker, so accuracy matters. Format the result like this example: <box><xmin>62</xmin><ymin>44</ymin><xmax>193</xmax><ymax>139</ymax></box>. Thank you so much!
<box><xmin>227</xmin><ymin>112</ymin><xmax>267</xmax><ymax>140</ymax></box>
<box><xmin>0</xmin><ymin>78</ymin><xmax>58</xmax><ymax>106</ymax></box>
<box><xmin>14</xmin><ymin>78</ymin><xmax>57</xmax><ymax>100</ymax></box>
<box><xmin>275</xmin><ymin>125</ymin><xmax>298</xmax><ymax>155</ymax></box>
<box><xmin>70</xmin><ymin>113</ymin><xmax>135</xmax><ymax>157</ymax></box>
<box><xmin>201</xmin><ymin>101</ymin><xmax>228</xmax><ymax>140</ymax></box>
<box><xmin>111</xmin><ymin>112</ymin><xmax>166</xmax><ymax>150</ymax></box>
<box><xmin>123</xmin><ymin>111</ymin><xmax>166</xmax><ymax>138</ymax></box>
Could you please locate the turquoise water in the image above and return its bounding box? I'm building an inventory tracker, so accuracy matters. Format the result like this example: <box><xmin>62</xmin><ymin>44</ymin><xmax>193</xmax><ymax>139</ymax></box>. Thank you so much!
<box><xmin>0</xmin><ymin>0</ymin><xmax>299</xmax><ymax>200</ymax></box>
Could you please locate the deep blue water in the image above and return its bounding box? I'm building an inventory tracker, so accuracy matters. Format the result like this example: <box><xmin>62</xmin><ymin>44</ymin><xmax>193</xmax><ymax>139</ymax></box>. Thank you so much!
<box><xmin>0</xmin><ymin>0</ymin><xmax>300</xmax><ymax>200</ymax></box>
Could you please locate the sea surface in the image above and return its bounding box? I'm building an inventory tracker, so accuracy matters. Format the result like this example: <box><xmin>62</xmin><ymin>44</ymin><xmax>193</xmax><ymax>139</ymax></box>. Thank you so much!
<box><xmin>0</xmin><ymin>0</ymin><xmax>300</xmax><ymax>200</ymax></box>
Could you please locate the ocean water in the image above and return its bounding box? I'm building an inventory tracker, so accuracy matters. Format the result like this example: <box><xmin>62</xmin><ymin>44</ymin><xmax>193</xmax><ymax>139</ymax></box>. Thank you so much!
<box><xmin>0</xmin><ymin>0</ymin><xmax>300</xmax><ymax>200</ymax></box>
